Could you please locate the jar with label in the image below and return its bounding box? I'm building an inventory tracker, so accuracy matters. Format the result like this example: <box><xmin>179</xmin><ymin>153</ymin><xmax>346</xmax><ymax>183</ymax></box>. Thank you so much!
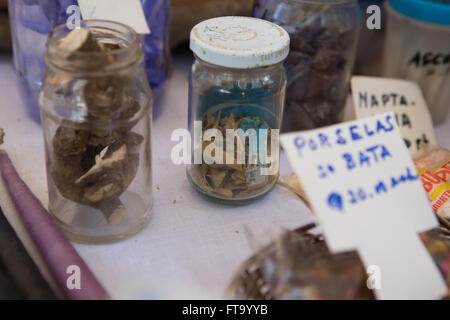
<box><xmin>39</xmin><ymin>20</ymin><xmax>153</xmax><ymax>243</ymax></box>
<box><xmin>383</xmin><ymin>0</ymin><xmax>450</xmax><ymax>124</ymax></box>
<box><xmin>254</xmin><ymin>0</ymin><xmax>361</xmax><ymax>132</ymax></box>
<box><xmin>187</xmin><ymin>16</ymin><xmax>290</xmax><ymax>204</ymax></box>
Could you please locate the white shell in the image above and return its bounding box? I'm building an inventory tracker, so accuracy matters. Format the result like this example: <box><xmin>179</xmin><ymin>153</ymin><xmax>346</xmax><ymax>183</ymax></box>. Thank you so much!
<box><xmin>190</xmin><ymin>16</ymin><xmax>290</xmax><ymax>69</ymax></box>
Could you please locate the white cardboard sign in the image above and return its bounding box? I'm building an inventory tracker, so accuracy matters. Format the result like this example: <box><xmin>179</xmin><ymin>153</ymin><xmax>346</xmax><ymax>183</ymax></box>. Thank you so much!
<box><xmin>280</xmin><ymin>112</ymin><xmax>446</xmax><ymax>300</ymax></box>
<box><xmin>77</xmin><ymin>0</ymin><xmax>151</xmax><ymax>34</ymax></box>
<box><xmin>351</xmin><ymin>76</ymin><xmax>436</xmax><ymax>155</ymax></box>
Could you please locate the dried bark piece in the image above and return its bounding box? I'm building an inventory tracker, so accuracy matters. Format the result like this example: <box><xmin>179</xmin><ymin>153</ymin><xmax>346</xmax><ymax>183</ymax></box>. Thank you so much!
<box><xmin>119</xmin><ymin>95</ymin><xmax>141</xmax><ymax>121</ymax></box>
<box><xmin>202</xmin><ymin>113</ymin><xmax>217</xmax><ymax>130</ymax></box>
<box><xmin>51</xmin><ymin>126</ymin><xmax>91</xmax><ymax>204</ymax></box>
<box><xmin>195</xmin><ymin>111</ymin><xmax>277</xmax><ymax>199</ymax></box>
<box><xmin>220</xmin><ymin>113</ymin><xmax>236</xmax><ymax>130</ymax></box>
<box><xmin>278</xmin><ymin>174</ymin><xmax>311</xmax><ymax>209</ymax></box>
<box><xmin>214</xmin><ymin>188</ymin><xmax>233</xmax><ymax>198</ymax></box>
<box><xmin>199</xmin><ymin>175</ymin><xmax>214</xmax><ymax>192</ymax></box>
<box><xmin>115</xmin><ymin>132</ymin><xmax>144</xmax><ymax>154</ymax></box>
<box><xmin>75</xmin><ymin>144</ymin><xmax>127</xmax><ymax>186</ymax></box>
<box><xmin>53</xmin><ymin>125</ymin><xmax>89</xmax><ymax>157</ymax></box>
<box><xmin>48</xmin><ymin>28</ymin><xmax>144</xmax><ymax>224</ymax></box>
<box><xmin>46</xmin><ymin>73</ymin><xmax>73</xmax><ymax>87</ymax></box>
<box><xmin>231</xmin><ymin>170</ymin><xmax>246</xmax><ymax>185</ymax></box>
<box><xmin>84</xmin><ymin>180</ymin><xmax>123</xmax><ymax>203</ymax></box>
<box><xmin>59</xmin><ymin>28</ymin><xmax>104</xmax><ymax>56</ymax></box>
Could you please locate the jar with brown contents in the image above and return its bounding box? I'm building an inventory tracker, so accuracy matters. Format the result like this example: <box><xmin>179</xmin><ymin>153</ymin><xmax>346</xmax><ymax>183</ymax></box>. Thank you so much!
<box><xmin>40</xmin><ymin>20</ymin><xmax>153</xmax><ymax>243</ymax></box>
<box><xmin>187</xmin><ymin>17</ymin><xmax>290</xmax><ymax>204</ymax></box>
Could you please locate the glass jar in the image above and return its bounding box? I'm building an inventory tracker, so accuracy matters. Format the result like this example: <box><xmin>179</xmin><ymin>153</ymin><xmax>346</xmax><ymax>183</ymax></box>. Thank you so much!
<box><xmin>39</xmin><ymin>20</ymin><xmax>153</xmax><ymax>243</ymax></box>
<box><xmin>254</xmin><ymin>0</ymin><xmax>361</xmax><ymax>131</ymax></box>
<box><xmin>8</xmin><ymin>0</ymin><xmax>171</xmax><ymax>122</ymax></box>
<box><xmin>187</xmin><ymin>16</ymin><xmax>289</xmax><ymax>204</ymax></box>
<box><xmin>383</xmin><ymin>0</ymin><xmax>450</xmax><ymax>124</ymax></box>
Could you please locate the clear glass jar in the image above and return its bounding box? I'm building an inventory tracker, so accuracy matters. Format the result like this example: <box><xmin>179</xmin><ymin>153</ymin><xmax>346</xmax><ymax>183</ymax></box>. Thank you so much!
<box><xmin>254</xmin><ymin>0</ymin><xmax>361</xmax><ymax>131</ymax></box>
<box><xmin>39</xmin><ymin>20</ymin><xmax>153</xmax><ymax>243</ymax></box>
<box><xmin>187</xmin><ymin>17</ymin><xmax>289</xmax><ymax>204</ymax></box>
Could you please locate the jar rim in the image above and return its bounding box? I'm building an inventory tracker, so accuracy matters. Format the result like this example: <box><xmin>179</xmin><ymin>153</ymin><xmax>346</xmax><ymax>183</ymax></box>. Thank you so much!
<box><xmin>284</xmin><ymin>0</ymin><xmax>357</xmax><ymax>5</ymax></box>
<box><xmin>46</xmin><ymin>19</ymin><xmax>142</xmax><ymax>74</ymax></box>
<box><xmin>194</xmin><ymin>54</ymin><xmax>285</xmax><ymax>72</ymax></box>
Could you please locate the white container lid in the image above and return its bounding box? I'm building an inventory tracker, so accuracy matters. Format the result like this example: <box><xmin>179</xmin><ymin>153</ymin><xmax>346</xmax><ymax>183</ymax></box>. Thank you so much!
<box><xmin>190</xmin><ymin>16</ymin><xmax>290</xmax><ymax>69</ymax></box>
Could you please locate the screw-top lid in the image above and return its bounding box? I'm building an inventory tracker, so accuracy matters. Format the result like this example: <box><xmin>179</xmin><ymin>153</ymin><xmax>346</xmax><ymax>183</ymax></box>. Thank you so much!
<box><xmin>190</xmin><ymin>16</ymin><xmax>290</xmax><ymax>69</ymax></box>
<box><xmin>389</xmin><ymin>0</ymin><xmax>450</xmax><ymax>26</ymax></box>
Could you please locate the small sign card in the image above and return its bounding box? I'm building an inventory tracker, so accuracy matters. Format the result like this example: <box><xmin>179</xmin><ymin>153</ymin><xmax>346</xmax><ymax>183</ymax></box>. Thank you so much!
<box><xmin>351</xmin><ymin>76</ymin><xmax>436</xmax><ymax>155</ymax></box>
<box><xmin>78</xmin><ymin>0</ymin><xmax>151</xmax><ymax>34</ymax></box>
<box><xmin>280</xmin><ymin>112</ymin><xmax>446</xmax><ymax>300</ymax></box>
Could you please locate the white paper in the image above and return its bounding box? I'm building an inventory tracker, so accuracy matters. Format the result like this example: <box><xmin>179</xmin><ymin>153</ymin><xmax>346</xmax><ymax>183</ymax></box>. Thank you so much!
<box><xmin>280</xmin><ymin>112</ymin><xmax>446</xmax><ymax>300</ymax></box>
<box><xmin>77</xmin><ymin>0</ymin><xmax>151</xmax><ymax>34</ymax></box>
<box><xmin>351</xmin><ymin>76</ymin><xmax>436</xmax><ymax>155</ymax></box>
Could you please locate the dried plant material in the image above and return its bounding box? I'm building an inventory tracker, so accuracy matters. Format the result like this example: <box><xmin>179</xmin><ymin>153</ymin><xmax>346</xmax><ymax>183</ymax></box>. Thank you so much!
<box><xmin>0</xmin><ymin>128</ymin><xmax>4</xmax><ymax>145</ymax></box>
<box><xmin>227</xmin><ymin>223</ymin><xmax>374</xmax><ymax>300</ymax></box>
<box><xmin>84</xmin><ymin>76</ymin><xmax>125</xmax><ymax>118</ymax></box>
<box><xmin>98</xmin><ymin>199</ymin><xmax>126</xmax><ymax>225</ymax></box>
<box><xmin>193</xmin><ymin>111</ymin><xmax>277</xmax><ymax>199</ymax></box>
<box><xmin>49</xmin><ymin>28</ymin><xmax>144</xmax><ymax>224</ymax></box>
<box><xmin>59</xmin><ymin>28</ymin><xmax>103</xmax><ymax>55</ymax></box>
<box><xmin>228</xmin><ymin>223</ymin><xmax>450</xmax><ymax>300</ymax></box>
<box><xmin>281</xmin><ymin>24</ymin><xmax>358</xmax><ymax>131</ymax></box>
<box><xmin>75</xmin><ymin>145</ymin><xmax>127</xmax><ymax>185</ymax></box>
<box><xmin>414</xmin><ymin>146</ymin><xmax>450</xmax><ymax>222</ymax></box>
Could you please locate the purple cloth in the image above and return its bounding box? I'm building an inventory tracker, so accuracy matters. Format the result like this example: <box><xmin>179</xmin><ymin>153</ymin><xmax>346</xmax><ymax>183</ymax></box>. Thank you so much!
<box><xmin>0</xmin><ymin>152</ymin><xmax>110</xmax><ymax>300</ymax></box>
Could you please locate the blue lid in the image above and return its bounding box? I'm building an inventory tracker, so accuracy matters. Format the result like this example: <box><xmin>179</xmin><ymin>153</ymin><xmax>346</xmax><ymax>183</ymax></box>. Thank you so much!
<box><xmin>389</xmin><ymin>0</ymin><xmax>450</xmax><ymax>26</ymax></box>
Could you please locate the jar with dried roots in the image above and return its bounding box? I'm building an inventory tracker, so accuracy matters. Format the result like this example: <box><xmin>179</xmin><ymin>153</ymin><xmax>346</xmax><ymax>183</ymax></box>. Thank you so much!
<box><xmin>39</xmin><ymin>20</ymin><xmax>153</xmax><ymax>243</ymax></box>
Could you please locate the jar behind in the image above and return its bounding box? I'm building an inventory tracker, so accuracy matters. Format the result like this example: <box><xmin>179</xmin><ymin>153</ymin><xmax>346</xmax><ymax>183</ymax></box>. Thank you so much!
<box><xmin>383</xmin><ymin>0</ymin><xmax>450</xmax><ymax>124</ymax></box>
<box><xmin>8</xmin><ymin>0</ymin><xmax>171</xmax><ymax>122</ymax></box>
<box><xmin>254</xmin><ymin>0</ymin><xmax>361</xmax><ymax>131</ymax></box>
<box><xmin>40</xmin><ymin>20</ymin><xmax>153</xmax><ymax>243</ymax></box>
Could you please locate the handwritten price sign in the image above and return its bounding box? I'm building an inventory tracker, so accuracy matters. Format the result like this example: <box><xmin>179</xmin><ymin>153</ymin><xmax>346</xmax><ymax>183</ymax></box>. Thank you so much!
<box><xmin>281</xmin><ymin>112</ymin><xmax>446</xmax><ymax>300</ymax></box>
<box><xmin>351</xmin><ymin>76</ymin><xmax>437</xmax><ymax>155</ymax></box>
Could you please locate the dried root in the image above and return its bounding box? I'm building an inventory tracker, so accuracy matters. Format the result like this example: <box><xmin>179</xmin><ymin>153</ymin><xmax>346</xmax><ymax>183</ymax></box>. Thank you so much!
<box><xmin>195</xmin><ymin>111</ymin><xmax>277</xmax><ymax>199</ymax></box>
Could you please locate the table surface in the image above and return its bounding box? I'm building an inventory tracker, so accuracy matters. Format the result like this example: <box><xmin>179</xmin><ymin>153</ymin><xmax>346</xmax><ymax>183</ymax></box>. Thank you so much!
<box><xmin>0</xmin><ymin>51</ymin><xmax>449</xmax><ymax>299</ymax></box>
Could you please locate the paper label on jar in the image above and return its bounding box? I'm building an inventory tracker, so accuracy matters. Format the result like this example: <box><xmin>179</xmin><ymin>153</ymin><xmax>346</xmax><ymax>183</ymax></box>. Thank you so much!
<box><xmin>351</xmin><ymin>76</ymin><xmax>436</xmax><ymax>155</ymax></box>
<box><xmin>77</xmin><ymin>0</ymin><xmax>150</xmax><ymax>34</ymax></box>
<box><xmin>280</xmin><ymin>112</ymin><xmax>446</xmax><ymax>300</ymax></box>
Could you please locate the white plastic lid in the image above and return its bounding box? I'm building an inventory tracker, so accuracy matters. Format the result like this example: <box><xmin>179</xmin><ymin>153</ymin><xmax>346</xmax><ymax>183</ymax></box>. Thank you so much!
<box><xmin>190</xmin><ymin>16</ymin><xmax>290</xmax><ymax>69</ymax></box>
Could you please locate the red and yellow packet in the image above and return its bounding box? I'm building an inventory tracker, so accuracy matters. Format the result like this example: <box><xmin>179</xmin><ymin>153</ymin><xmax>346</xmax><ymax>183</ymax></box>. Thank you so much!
<box><xmin>414</xmin><ymin>147</ymin><xmax>450</xmax><ymax>219</ymax></box>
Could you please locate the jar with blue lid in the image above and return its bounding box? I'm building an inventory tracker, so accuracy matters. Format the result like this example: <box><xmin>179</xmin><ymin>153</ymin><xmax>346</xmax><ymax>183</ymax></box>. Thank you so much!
<box><xmin>383</xmin><ymin>0</ymin><xmax>450</xmax><ymax>124</ymax></box>
<box><xmin>187</xmin><ymin>17</ymin><xmax>290</xmax><ymax>204</ymax></box>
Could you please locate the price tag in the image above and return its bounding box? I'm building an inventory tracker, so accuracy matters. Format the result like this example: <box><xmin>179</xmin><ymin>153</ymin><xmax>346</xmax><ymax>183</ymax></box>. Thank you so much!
<box><xmin>280</xmin><ymin>112</ymin><xmax>446</xmax><ymax>300</ymax></box>
<box><xmin>351</xmin><ymin>76</ymin><xmax>436</xmax><ymax>155</ymax></box>
<box><xmin>77</xmin><ymin>0</ymin><xmax>150</xmax><ymax>34</ymax></box>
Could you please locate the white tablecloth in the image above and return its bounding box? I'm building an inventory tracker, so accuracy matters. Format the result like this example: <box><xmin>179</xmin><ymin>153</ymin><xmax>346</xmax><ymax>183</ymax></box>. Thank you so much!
<box><xmin>0</xmin><ymin>52</ymin><xmax>449</xmax><ymax>299</ymax></box>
